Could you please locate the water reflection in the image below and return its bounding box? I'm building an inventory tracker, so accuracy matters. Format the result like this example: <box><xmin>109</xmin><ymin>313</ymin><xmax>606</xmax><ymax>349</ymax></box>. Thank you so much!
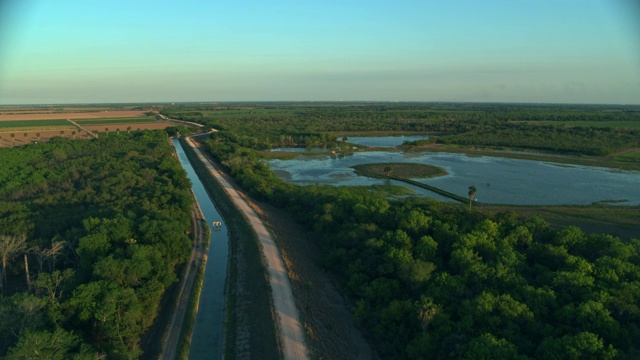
<box><xmin>346</xmin><ymin>135</ymin><xmax>429</xmax><ymax>147</ymax></box>
<box><xmin>173</xmin><ymin>139</ymin><xmax>228</xmax><ymax>359</ymax></box>
<box><xmin>268</xmin><ymin>150</ymin><xmax>640</xmax><ymax>206</ymax></box>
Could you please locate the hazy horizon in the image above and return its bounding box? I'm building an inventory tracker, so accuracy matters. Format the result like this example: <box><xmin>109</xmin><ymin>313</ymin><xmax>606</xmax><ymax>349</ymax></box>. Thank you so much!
<box><xmin>1</xmin><ymin>0</ymin><xmax>639</xmax><ymax>105</ymax></box>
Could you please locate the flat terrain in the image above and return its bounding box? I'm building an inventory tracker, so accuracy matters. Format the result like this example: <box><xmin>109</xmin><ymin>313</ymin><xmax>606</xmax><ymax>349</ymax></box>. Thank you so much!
<box><xmin>514</xmin><ymin>120</ymin><xmax>640</xmax><ymax>129</ymax></box>
<box><xmin>186</xmin><ymin>136</ymin><xmax>309</xmax><ymax>360</ymax></box>
<box><xmin>0</xmin><ymin>110</ymin><xmax>146</xmax><ymax>120</ymax></box>
<box><xmin>242</xmin><ymin>197</ymin><xmax>374</xmax><ymax>360</ymax></box>
<box><xmin>0</xmin><ymin>108</ymin><xmax>172</xmax><ymax>147</ymax></box>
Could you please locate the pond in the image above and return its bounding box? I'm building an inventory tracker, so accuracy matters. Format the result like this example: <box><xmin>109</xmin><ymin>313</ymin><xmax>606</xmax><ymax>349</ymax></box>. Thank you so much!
<box><xmin>268</xmin><ymin>150</ymin><xmax>640</xmax><ymax>206</ymax></box>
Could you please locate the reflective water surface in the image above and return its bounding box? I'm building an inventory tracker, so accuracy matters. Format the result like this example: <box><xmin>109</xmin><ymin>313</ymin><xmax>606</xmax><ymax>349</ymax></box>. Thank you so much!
<box><xmin>268</xmin><ymin>149</ymin><xmax>640</xmax><ymax>206</ymax></box>
<box><xmin>173</xmin><ymin>139</ymin><xmax>228</xmax><ymax>359</ymax></box>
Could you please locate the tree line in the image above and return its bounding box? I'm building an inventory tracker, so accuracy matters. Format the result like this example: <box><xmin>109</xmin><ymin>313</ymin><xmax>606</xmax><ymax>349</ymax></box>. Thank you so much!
<box><xmin>0</xmin><ymin>131</ymin><xmax>193</xmax><ymax>359</ymax></box>
<box><xmin>198</xmin><ymin>126</ymin><xmax>640</xmax><ymax>359</ymax></box>
<box><xmin>163</xmin><ymin>103</ymin><xmax>640</xmax><ymax>156</ymax></box>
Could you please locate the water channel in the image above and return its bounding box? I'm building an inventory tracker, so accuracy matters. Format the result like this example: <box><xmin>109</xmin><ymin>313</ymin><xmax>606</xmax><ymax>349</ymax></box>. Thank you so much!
<box><xmin>268</xmin><ymin>149</ymin><xmax>640</xmax><ymax>206</ymax></box>
<box><xmin>173</xmin><ymin>138</ymin><xmax>228</xmax><ymax>359</ymax></box>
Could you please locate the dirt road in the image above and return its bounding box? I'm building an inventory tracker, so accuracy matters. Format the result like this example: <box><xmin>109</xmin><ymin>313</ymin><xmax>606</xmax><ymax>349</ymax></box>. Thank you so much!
<box><xmin>160</xmin><ymin>191</ymin><xmax>208</xmax><ymax>359</ymax></box>
<box><xmin>185</xmin><ymin>136</ymin><xmax>308</xmax><ymax>360</ymax></box>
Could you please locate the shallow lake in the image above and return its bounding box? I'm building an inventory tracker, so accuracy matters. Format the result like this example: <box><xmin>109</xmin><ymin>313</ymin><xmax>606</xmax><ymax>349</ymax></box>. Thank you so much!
<box><xmin>268</xmin><ymin>150</ymin><xmax>640</xmax><ymax>206</ymax></box>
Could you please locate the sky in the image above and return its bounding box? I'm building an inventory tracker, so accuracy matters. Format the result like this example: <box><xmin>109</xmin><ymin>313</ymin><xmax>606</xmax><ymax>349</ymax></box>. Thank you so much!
<box><xmin>0</xmin><ymin>0</ymin><xmax>639</xmax><ymax>105</ymax></box>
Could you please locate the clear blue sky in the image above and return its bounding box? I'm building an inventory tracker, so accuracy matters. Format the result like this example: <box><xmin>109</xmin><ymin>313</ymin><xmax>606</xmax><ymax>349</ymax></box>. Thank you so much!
<box><xmin>1</xmin><ymin>0</ymin><xmax>639</xmax><ymax>104</ymax></box>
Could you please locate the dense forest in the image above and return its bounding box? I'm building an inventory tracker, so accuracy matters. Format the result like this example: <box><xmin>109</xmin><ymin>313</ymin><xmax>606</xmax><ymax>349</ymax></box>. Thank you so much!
<box><xmin>0</xmin><ymin>131</ymin><xmax>193</xmax><ymax>359</ymax></box>
<box><xmin>196</xmin><ymin>121</ymin><xmax>640</xmax><ymax>359</ymax></box>
<box><xmin>2</xmin><ymin>103</ymin><xmax>636</xmax><ymax>359</ymax></box>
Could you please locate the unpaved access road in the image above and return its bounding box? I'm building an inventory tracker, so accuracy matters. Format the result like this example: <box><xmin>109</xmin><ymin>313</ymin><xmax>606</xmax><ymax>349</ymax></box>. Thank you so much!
<box><xmin>186</xmin><ymin>135</ymin><xmax>308</xmax><ymax>360</ymax></box>
<box><xmin>160</xmin><ymin>199</ymin><xmax>208</xmax><ymax>360</ymax></box>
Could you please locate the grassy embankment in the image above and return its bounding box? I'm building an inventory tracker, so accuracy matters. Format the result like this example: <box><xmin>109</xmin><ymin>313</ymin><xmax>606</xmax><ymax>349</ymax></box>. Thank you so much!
<box><xmin>614</xmin><ymin>150</ymin><xmax>640</xmax><ymax>163</ymax></box>
<box><xmin>179</xmin><ymin>136</ymin><xmax>280</xmax><ymax>360</ymax></box>
<box><xmin>175</xmin><ymin>216</ymin><xmax>211</xmax><ymax>359</ymax></box>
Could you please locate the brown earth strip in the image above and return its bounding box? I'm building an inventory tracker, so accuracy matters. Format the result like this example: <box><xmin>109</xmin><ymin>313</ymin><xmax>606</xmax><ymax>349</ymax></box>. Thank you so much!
<box><xmin>237</xmin><ymin>193</ymin><xmax>375</xmax><ymax>360</ymax></box>
<box><xmin>0</xmin><ymin>110</ymin><xmax>146</xmax><ymax>120</ymax></box>
<box><xmin>0</xmin><ymin>123</ymin><xmax>172</xmax><ymax>147</ymax></box>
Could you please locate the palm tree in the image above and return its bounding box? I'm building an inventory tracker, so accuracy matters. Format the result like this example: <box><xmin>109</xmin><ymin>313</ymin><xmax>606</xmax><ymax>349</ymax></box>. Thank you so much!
<box><xmin>468</xmin><ymin>185</ymin><xmax>477</xmax><ymax>209</ymax></box>
<box><xmin>127</xmin><ymin>126</ymin><xmax>132</xmax><ymax>134</ymax></box>
<box><xmin>10</xmin><ymin>133</ymin><xmax>15</xmax><ymax>147</ymax></box>
<box><xmin>60</xmin><ymin>130</ymin><xmax>65</xmax><ymax>137</ymax></box>
<box><xmin>105</xmin><ymin>128</ymin><xmax>109</xmax><ymax>137</ymax></box>
<box><xmin>0</xmin><ymin>234</ymin><xmax>27</xmax><ymax>293</ymax></box>
<box><xmin>384</xmin><ymin>166</ymin><xmax>393</xmax><ymax>177</ymax></box>
<box><xmin>0</xmin><ymin>135</ymin><xmax>3</xmax><ymax>147</ymax></box>
<box><xmin>36</xmin><ymin>132</ymin><xmax>41</xmax><ymax>141</ymax></box>
<box><xmin>23</xmin><ymin>133</ymin><xmax>28</xmax><ymax>143</ymax></box>
<box><xmin>72</xmin><ymin>131</ymin><xmax>76</xmax><ymax>139</ymax></box>
<box><xmin>116</xmin><ymin>128</ymin><xmax>120</xmax><ymax>135</ymax></box>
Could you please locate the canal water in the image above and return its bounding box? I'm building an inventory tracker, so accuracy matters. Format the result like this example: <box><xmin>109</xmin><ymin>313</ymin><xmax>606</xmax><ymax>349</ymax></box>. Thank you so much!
<box><xmin>173</xmin><ymin>138</ymin><xmax>229</xmax><ymax>360</ymax></box>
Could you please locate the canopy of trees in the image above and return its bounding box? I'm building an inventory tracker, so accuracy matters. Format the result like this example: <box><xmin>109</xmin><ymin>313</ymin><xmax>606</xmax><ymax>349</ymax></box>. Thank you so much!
<box><xmin>0</xmin><ymin>131</ymin><xmax>193</xmax><ymax>359</ymax></box>
<box><xmin>197</xmin><ymin>121</ymin><xmax>640</xmax><ymax>359</ymax></box>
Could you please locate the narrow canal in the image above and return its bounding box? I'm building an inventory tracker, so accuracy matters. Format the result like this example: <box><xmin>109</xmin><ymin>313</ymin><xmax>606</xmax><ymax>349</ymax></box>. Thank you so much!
<box><xmin>172</xmin><ymin>138</ymin><xmax>229</xmax><ymax>360</ymax></box>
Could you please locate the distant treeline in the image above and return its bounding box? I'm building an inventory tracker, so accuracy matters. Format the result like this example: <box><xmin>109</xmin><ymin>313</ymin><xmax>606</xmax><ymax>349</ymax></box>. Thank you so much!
<box><xmin>0</xmin><ymin>132</ymin><xmax>193</xmax><ymax>359</ymax></box>
<box><xmin>199</xmin><ymin>127</ymin><xmax>640</xmax><ymax>359</ymax></box>
<box><xmin>162</xmin><ymin>103</ymin><xmax>640</xmax><ymax>156</ymax></box>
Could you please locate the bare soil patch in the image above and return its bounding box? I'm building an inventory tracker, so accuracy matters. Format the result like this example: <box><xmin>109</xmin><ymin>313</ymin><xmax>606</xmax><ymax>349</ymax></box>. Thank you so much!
<box><xmin>0</xmin><ymin>122</ymin><xmax>172</xmax><ymax>147</ymax></box>
<box><xmin>0</xmin><ymin>129</ymin><xmax>85</xmax><ymax>147</ymax></box>
<box><xmin>0</xmin><ymin>110</ymin><xmax>146</xmax><ymax>120</ymax></box>
<box><xmin>83</xmin><ymin>122</ymin><xmax>172</xmax><ymax>135</ymax></box>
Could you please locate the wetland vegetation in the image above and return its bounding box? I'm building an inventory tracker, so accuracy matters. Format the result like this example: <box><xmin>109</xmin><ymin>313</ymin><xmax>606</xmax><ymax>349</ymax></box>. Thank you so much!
<box><xmin>165</xmin><ymin>102</ymin><xmax>640</xmax><ymax>359</ymax></box>
<box><xmin>353</xmin><ymin>163</ymin><xmax>448</xmax><ymax>179</ymax></box>
<box><xmin>1</xmin><ymin>102</ymin><xmax>638</xmax><ymax>359</ymax></box>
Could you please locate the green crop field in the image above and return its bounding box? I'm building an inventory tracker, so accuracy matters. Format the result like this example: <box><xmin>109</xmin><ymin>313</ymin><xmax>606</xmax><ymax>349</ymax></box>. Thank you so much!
<box><xmin>74</xmin><ymin>117</ymin><xmax>158</xmax><ymax>125</ymax></box>
<box><xmin>614</xmin><ymin>150</ymin><xmax>640</xmax><ymax>162</ymax></box>
<box><xmin>0</xmin><ymin>119</ymin><xmax>72</xmax><ymax>129</ymax></box>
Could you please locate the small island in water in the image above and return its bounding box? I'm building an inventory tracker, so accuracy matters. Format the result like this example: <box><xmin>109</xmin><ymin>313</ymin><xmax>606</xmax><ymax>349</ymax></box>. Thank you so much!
<box><xmin>353</xmin><ymin>162</ymin><xmax>448</xmax><ymax>179</ymax></box>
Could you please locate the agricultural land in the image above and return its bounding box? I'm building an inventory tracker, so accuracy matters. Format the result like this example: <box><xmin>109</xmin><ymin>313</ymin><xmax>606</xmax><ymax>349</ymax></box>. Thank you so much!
<box><xmin>1</xmin><ymin>102</ymin><xmax>639</xmax><ymax>359</ymax></box>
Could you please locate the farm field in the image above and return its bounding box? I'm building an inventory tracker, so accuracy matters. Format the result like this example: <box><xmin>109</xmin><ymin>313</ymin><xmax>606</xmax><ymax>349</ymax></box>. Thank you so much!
<box><xmin>0</xmin><ymin>108</ymin><xmax>173</xmax><ymax>147</ymax></box>
<box><xmin>0</xmin><ymin>119</ymin><xmax>73</xmax><ymax>129</ymax></box>
<box><xmin>74</xmin><ymin>116</ymin><xmax>158</xmax><ymax>125</ymax></box>
<box><xmin>0</xmin><ymin>110</ymin><xmax>148</xmax><ymax>120</ymax></box>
